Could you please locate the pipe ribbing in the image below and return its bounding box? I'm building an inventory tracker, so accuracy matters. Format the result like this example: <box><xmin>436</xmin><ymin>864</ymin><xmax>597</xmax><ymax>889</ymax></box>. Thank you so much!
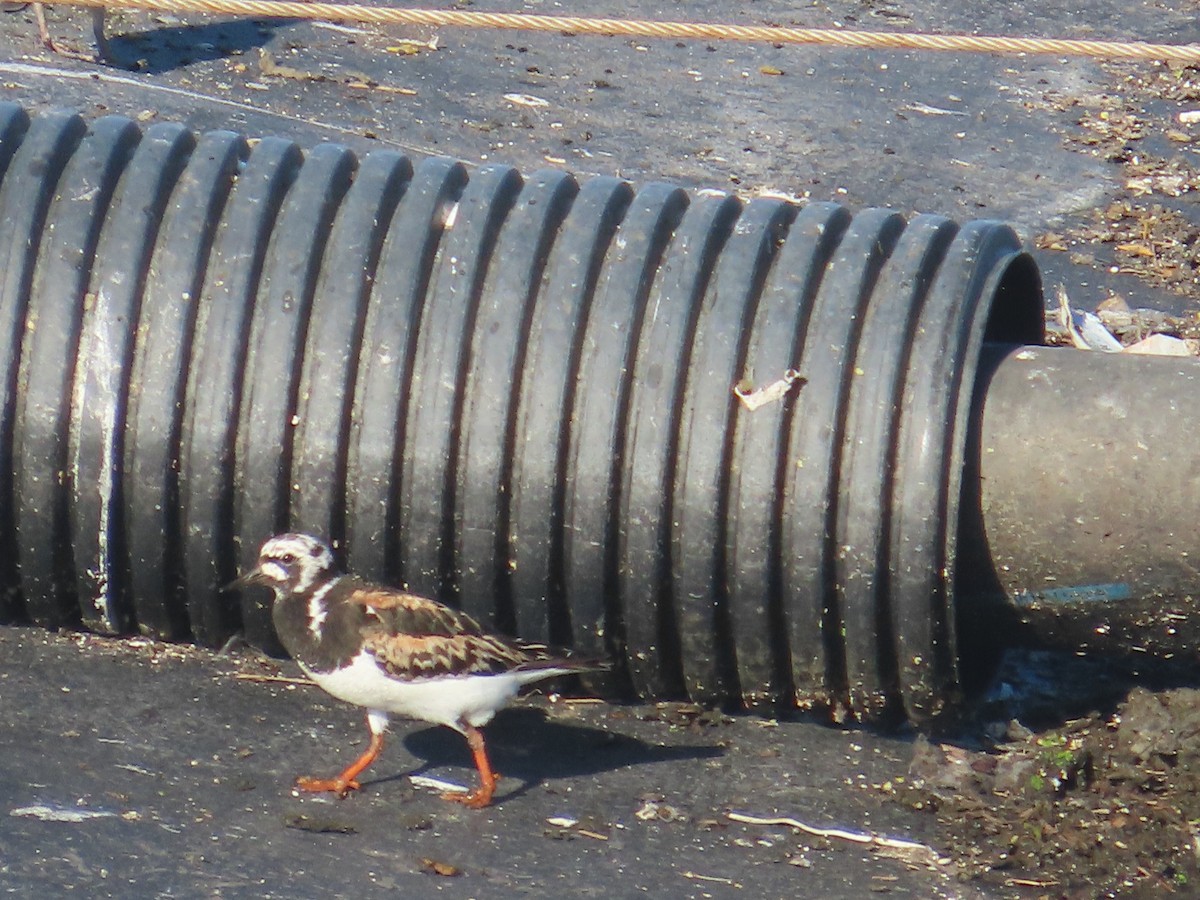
<box><xmin>0</xmin><ymin>103</ymin><xmax>1053</xmax><ymax>722</ymax></box>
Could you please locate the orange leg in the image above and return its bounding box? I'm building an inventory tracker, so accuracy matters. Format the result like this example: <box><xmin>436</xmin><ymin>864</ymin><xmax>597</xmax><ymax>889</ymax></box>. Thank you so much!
<box><xmin>33</xmin><ymin>3</ymin><xmax>57</xmax><ymax>52</ymax></box>
<box><xmin>443</xmin><ymin>723</ymin><xmax>500</xmax><ymax>809</ymax></box>
<box><xmin>32</xmin><ymin>4</ymin><xmax>111</xmax><ymax>63</ymax></box>
<box><xmin>295</xmin><ymin>729</ymin><xmax>385</xmax><ymax>799</ymax></box>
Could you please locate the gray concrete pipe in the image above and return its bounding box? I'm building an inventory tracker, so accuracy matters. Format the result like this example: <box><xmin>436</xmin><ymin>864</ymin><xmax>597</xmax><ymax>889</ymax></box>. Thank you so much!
<box><xmin>963</xmin><ymin>344</ymin><xmax>1200</xmax><ymax>666</ymax></box>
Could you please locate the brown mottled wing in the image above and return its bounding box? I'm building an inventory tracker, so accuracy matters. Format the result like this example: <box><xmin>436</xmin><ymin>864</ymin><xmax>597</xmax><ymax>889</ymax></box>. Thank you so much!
<box><xmin>364</xmin><ymin>632</ymin><xmax>533</xmax><ymax>681</ymax></box>
<box><xmin>345</xmin><ymin>581</ymin><xmax>606</xmax><ymax>681</ymax></box>
<box><xmin>344</xmin><ymin>582</ymin><xmax>487</xmax><ymax>637</ymax></box>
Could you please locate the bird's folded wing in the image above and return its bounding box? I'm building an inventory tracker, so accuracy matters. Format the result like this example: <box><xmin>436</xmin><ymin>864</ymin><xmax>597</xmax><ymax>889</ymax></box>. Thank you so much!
<box><xmin>346</xmin><ymin>582</ymin><xmax>487</xmax><ymax>638</ymax></box>
<box><xmin>363</xmin><ymin>631</ymin><xmax>526</xmax><ymax>680</ymax></box>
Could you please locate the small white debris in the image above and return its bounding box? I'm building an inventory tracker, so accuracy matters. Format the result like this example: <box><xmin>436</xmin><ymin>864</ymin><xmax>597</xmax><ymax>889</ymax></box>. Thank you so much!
<box><xmin>312</xmin><ymin>21</ymin><xmax>373</xmax><ymax>36</ymax></box>
<box><xmin>409</xmin><ymin>774</ymin><xmax>468</xmax><ymax>794</ymax></box>
<box><xmin>1178</xmin><ymin>110</ymin><xmax>1200</xmax><ymax>125</ymax></box>
<box><xmin>546</xmin><ymin>816</ymin><xmax>579</xmax><ymax>828</ymax></box>
<box><xmin>1124</xmin><ymin>333</ymin><xmax>1193</xmax><ymax>357</ymax></box>
<box><xmin>1125</xmin><ymin>173</ymin><xmax>1189</xmax><ymax>197</ymax></box>
<box><xmin>903</xmin><ymin>101</ymin><xmax>966</xmax><ymax>117</ymax></box>
<box><xmin>115</xmin><ymin>763</ymin><xmax>156</xmax><ymax>777</ymax></box>
<box><xmin>1057</xmin><ymin>285</ymin><xmax>1122</xmax><ymax>352</ymax></box>
<box><xmin>634</xmin><ymin>800</ymin><xmax>660</xmax><ymax>821</ymax></box>
<box><xmin>634</xmin><ymin>798</ymin><xmax>683</xmax><ymax>821</ymax></box>
<box><xmin>10</xmin><ymin>805</ymin><xmax>118</xmax><ymax>822</ymax></box>
<box><xmin>727</xmin><ymin>811</ymin><xmax>944</xmax><ymax>868</ymax></box>
<box><xmin>503</xmin><ymin>93</ymin><xmax>549</xmax><ymax>108</ymax></box>
<box><xmin>755</xmin><ymin>187</ymin><xmax>808</xmax><ymax>204</ymax></box>
<box><xmin>386</xmin><ymin>36</ymin><xmax>440</xmax><ymax>52</ymax></box>
<box><xmin>734</xmin><ymin>369</ymin><xmax>805</xmax><ymax>411</ymax></box>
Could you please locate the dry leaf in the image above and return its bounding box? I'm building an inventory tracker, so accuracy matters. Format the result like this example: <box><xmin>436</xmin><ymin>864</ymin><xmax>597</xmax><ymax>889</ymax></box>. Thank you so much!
<box><xmin>419</xmin><ymin>858</ymin><xmax>461</xmax><ymax>877</ymax></box>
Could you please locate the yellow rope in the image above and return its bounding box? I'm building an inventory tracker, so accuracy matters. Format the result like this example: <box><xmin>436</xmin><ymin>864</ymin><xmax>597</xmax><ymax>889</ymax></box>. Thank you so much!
<box><xmin>47</xmin><ymin>0</ymin><xmax>1200</xmax><ymax>63</ymax></box>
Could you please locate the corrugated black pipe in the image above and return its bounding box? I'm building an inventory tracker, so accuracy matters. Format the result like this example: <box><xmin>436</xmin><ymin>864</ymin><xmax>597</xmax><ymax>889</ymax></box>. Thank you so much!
<box><xmin>0</xmin><ymin>103</ymin><xmax>1060</xmax><ymax>724</ymax></box>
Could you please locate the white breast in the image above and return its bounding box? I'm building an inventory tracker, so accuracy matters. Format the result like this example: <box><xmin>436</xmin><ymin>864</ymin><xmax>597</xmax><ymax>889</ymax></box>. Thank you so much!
<box><xmin>300</xmin><ymin>651</ymin><xmax>568</xmax><ymax>731</ymax></box>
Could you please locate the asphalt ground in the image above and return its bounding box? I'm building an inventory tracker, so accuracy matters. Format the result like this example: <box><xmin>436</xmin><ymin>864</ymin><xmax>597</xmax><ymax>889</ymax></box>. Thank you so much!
<box><xmin>0</xmin><ymin>626</ymin><xmax>962</xmax><ymax>898</ymax></box>
<box><xmin>2</xmin><ymin>1</ymin><xmax>1200</xmax><ymax>897</ymax></box>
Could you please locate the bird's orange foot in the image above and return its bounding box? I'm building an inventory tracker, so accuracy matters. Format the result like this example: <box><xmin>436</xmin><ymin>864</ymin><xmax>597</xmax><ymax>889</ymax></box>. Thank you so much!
<box><xmin>294</xmin><ymin>775</ymin><xmax>361</xmax><ymax>798</ymax></box>
<box><xmin>39</xmin><ymin>35</ymin><xmax>91</xmax><ymax>61</ymax></box>
<box><xmin>442</xmin><ymin>788</ymin><xmax>494</xmax><ymax>809</ymax></box>
<box><xmin>442</xmin><ymin>771</ymin><xmax>499</xmax><ymax>809</ymax></box>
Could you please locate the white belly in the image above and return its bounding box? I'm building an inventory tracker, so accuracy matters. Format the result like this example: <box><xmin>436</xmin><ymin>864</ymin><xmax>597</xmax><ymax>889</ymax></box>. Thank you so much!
<box><xmin>300</xmin><ymin>651</ymin><xmax>550</xmax><ymax>731</ymax></box>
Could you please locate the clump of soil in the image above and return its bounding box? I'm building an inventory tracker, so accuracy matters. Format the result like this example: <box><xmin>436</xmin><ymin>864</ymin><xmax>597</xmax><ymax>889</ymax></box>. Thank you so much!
<box><xmin>897</xmin><ymin>686</ymin><xmax>1200</xmax><ymax>897</ymax></box>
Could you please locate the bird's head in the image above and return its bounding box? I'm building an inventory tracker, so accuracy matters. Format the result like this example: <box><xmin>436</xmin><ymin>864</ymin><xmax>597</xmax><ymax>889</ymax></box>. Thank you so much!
<box><xmin>226</xmin><ymin>533</ymin><xmax>338</xmax><ymax>596</ymax></box>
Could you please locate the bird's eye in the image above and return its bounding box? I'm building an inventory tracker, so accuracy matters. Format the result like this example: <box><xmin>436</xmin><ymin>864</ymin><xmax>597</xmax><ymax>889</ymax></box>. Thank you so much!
<box><xmin>279</xmin><ymin>552</ymin><xmax>297</xmax><ymax>564</ymax></box>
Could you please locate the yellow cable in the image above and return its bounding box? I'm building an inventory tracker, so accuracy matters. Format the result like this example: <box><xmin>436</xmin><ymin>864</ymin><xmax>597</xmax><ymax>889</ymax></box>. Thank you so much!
<box><xmin>47</xmin><ymin>0</ymin><xmax>1200</xmax><ymax>63</ymax></box>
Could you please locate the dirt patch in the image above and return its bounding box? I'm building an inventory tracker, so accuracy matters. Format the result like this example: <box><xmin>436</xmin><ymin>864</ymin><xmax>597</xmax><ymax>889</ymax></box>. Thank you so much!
<box><xmin>895</xmin><ymin>683</ymin><xmax>1200</xmax><ymax>897</ymax></box>
<box><xmin>1050</xmin><ymin>201</ymin><xmax>1200</xmax><ymax>295</ymax></box>
<box><xmin>1036</xmin><ymin>61</ymin><xmax>1200</xmax><ymax>308</ymax></box>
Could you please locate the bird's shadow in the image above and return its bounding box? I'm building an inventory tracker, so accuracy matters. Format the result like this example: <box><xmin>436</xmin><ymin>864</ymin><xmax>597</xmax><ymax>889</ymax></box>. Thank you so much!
<box><xmin>377</xmin><ymin>707</ymin><xmax>723</xmax><ymax>804</ymax></box>
<box><xmin>106</xmin><ymin>18</ymin><xmax>298</xmax><ymax>74</ymax></box>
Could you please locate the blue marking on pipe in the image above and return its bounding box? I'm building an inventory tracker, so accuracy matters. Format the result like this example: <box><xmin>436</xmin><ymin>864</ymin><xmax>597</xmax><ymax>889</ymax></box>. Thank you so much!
<box><xmin>1012</xmin><ymin>582</ymin><xmax>1133</xmax><ymax>607</ymax></box>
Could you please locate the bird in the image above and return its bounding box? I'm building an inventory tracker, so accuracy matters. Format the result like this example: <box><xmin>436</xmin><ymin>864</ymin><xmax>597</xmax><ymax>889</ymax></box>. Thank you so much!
<box><xmin>227</xmin><ymin>532</ymin><xmax>604</xmax><ymax>809</ymax></box>
<box><xmin>29</xmin><ymin>4</ymin><xmax>112</xmax><ymax>63</ymax></box>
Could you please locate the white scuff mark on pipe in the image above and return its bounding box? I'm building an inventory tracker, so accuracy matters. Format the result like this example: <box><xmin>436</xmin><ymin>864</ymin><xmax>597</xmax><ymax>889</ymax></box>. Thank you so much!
<box><xmin>69</xmin><ymin>287</ymin><xmax>117</xmax><ymax>624</ymax></box>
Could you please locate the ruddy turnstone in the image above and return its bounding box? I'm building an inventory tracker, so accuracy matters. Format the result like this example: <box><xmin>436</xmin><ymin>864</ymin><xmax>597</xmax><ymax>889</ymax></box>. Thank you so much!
<box><xmin>29</xmin><ymin>4</ymin><xmax>112</xmax><ymax>63</ymax></box>
<box><xmin>228</xmin><ymin>533</ymin><xmax>603</xmax><ymax>809</ymax></box>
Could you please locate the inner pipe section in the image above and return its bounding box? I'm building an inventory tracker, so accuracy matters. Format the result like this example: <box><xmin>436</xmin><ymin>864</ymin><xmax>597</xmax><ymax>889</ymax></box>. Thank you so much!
<box><xmin>968</xmin><ymin>344</ymin><xmax>1200</xmax><ymax>659</ymax></box>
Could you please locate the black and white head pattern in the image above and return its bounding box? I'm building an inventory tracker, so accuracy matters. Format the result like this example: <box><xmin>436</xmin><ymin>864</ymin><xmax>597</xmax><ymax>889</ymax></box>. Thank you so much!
<box><xmin>253</xmin><ymin>533</ymin><xmax>337</xmax><ymax>595</ymax></box>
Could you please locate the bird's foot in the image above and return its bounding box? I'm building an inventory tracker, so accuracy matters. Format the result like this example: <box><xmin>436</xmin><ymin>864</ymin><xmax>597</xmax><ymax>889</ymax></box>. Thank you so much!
<box><xmin>442</xmin><ymin>771</ymin><xmax>499</xmax><ymax>809</ymax></box>
<box><xmin>292</xmin><ymin>727</ymin><xmax>385</xmax><ymax>799</ymax></box>
<box><xmin>38</xmin><ymin>30</ymin><xmax>112</xmax><ymax>64</ymax></box>
<box><xmin>39</xmin><ymin>34</ymin><xmax>91</xmax><ymax>61</ymax></box>
<box><xmin>294</xmin><ymin>775</ymin><xmax>361</xmax><ymax>798</ymax></box>
<box><xmin>34</xmin><ymin>5</ymin><xmax>117</xmax><ymax>66</ymax></box>
<box><xmin>442</xmin><ymin>788</ymin><xmax>494</xmax><ymax>809</ymax></box>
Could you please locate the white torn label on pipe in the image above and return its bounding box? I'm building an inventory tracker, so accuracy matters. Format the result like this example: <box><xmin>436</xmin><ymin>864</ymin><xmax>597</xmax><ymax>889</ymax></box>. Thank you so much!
<box><xmin>734</xmin><ymin>369</ymin><xmax>805</xmax><ymax>411</ymax></box>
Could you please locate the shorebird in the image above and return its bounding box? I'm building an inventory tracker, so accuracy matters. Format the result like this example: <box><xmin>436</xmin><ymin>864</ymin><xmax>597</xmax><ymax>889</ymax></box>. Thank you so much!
<box><xmin>31</xmin><ymin>4</ymin><xmax>112</xmax><ymax>63</ymax></box>
<box><xmin>228</xmin><ymin>532</ymin><xmax>604</xmax><ymax>808</ymax></box>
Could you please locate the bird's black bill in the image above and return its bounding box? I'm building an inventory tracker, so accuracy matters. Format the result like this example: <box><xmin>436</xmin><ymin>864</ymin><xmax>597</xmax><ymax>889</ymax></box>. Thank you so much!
<box><xmin>222</xmin><ymin>569</ymin><xmax>266</xmax><ymax>592</ymax></box>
